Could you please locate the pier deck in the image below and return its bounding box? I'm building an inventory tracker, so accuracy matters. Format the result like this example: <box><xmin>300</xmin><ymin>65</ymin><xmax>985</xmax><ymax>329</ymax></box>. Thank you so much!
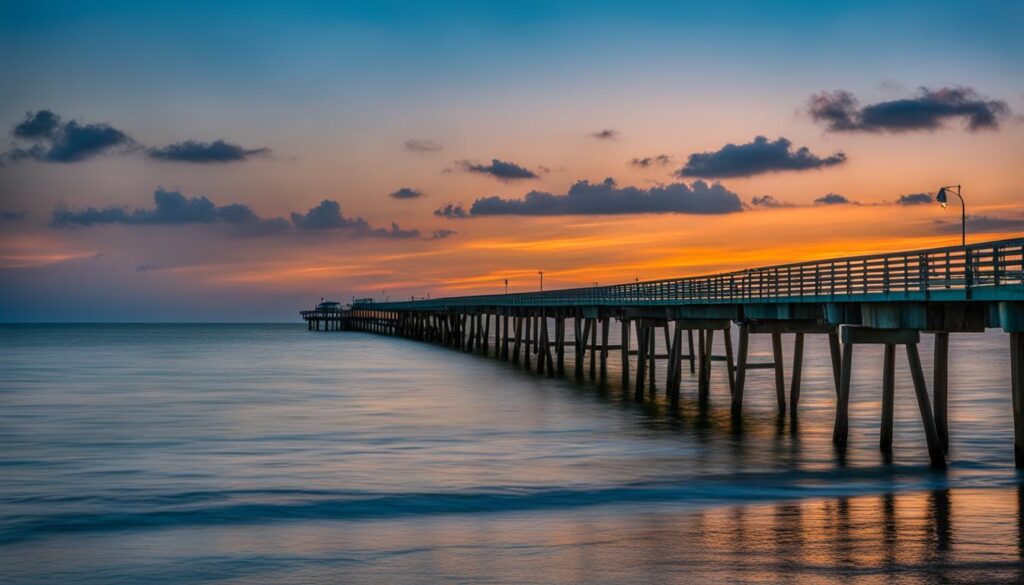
<box><xmin>302</xmin><ymin>237</ymin><xmax>1024</xmax><ymax>469</ymax></box>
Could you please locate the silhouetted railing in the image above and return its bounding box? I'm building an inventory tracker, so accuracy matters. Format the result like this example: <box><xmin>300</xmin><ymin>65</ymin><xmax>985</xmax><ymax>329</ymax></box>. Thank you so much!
<box><xmin>354</xmin><ymin>237</ymin><xmax>1024</xmax><ymax>310</ymax></box>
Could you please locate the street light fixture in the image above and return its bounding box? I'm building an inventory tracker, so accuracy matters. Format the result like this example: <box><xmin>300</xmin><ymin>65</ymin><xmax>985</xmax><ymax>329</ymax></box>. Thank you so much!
<box><xmin>935</xmin><ymin>185</ymin><xmax>966</xmax><ymax>247</ymax></box>
<box><xmin>538</xmin><ymin>271</ymin><xmax>544</xmax><ymax>291</ymax></box>
<box><xmin>504</xmin><ymin>279</ymin><xmax>509</xmax><ymax>295</ymax></box>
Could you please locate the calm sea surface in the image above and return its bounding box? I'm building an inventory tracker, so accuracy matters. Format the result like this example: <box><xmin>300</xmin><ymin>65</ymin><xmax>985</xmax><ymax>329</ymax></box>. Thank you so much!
<box><xmin>1</xmin><ymin>324</ymin><xmax>1022</xmax><ymax>584</ymax></box>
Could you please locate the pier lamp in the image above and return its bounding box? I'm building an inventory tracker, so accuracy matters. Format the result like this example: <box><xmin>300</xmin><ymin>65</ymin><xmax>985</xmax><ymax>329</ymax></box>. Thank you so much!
<box><xmin>504</xmin><ymin>279</ymin><xmax>509</xmax><ymax>295</ymax></box>
<box><xmin>935</xmin><ymin>185</ymin><xmax>966</xmax><ymax>247</ymax></box>
<box><xmin>538</xmin><ymin>271</ymin><xmax>544</xmax><ymax>291</ymax></box>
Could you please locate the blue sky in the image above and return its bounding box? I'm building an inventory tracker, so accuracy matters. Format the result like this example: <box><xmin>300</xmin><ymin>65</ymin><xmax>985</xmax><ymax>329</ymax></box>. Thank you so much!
<box><xmin>1</xmin><ymin>1</ymin><xmax>1022</xmax><ymax>320</ymax></box>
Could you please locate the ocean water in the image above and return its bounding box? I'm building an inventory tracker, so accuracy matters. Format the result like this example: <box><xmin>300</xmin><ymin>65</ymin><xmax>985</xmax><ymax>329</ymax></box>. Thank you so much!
<box><xmin>1</xmin><ymin>323</ymin><xmax>1022</xmax><ymax>584</ymax></box>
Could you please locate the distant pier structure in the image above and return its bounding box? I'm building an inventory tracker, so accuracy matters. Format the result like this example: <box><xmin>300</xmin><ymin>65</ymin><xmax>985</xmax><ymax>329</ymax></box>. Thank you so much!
<box><xmin>302</xmin><ymin>237</ymin><xmax>1024</xmax><ymax>469</ymax></box>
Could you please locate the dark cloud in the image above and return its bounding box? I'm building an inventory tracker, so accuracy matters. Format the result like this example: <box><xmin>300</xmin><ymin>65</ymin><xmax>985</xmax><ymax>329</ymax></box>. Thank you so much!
<box><xmin>52</xmin><ymin>191</ymin><xmax>431</xmax><ymax>239</ymax></box>
<box><xmin>895</xmin><ymin>193</ymin><xmax>933</xmax><ymax>205</ymax></box>
<box><xmin>1</xmin><ymin>210</ymin><xmax>27</xmax><ymax>220</ymax></box>
<box><xmin>389</xmin><ymin>187</ymin><xmax>424</xmax><ymax>199</ymax></box>
<box><xmin>936</xmin><ymin>214</ymin><xmax>1024</xmax><ymax>234</ymax></box>
<box><xmin>436</xmin><ymin>178</ymin><xmax>743</xmax><ymax>218</ymax></box>
<box><xmin>5</xmin><ymin>110</ymin><xmax>135</xmax><ymax>163</ymax></box>
<box><xmin>590</xmin><ymin>129</ymin><xmax>618</xmax><ymax>140</ymax></box>
<box><xmin>808</xmin><ymin>87</ymin><xmax>1011</xmax><ymax>133</ymax></box>
<box><xmin>13</xmin><ymin>110</ymin><xmax>61</xmax><ymax>139</ymax></box>
<box><xmin>749</xmin><ymin>195</ymin><xmax>794</xmax><ymax>208</ymax></box>
<box><xmin>455</xmin><ymin>158</ymin><xmax>539</xmax><ymax>181</ymax></box>
<box><xmin>434</xmin><ymin>203</ymin><xmax>470</xmax><ymax>219</ymax></box>
<box><xmin>290</xmin><ymin>200</ymin><xmax>421</xmax><ymax>238</ymax></box>
<box><xmin>135</xmin><ymin>264</ymin><xmax>160</xmax><ymax>272</ymax></box>
<box><xmin>51</xmin><ymin>188</ymin><xmax>289</xmax><ymax>234</ymax></box>
<box><xmin>147</xmin><ymin>140</ymin><xmax>270</xmax><ymax>163</ymax></box>
<box><xmin>430</xmin><ymin>229</ymin><xmax>457</xmax><ymax>240</ymax></box>
<box><xmin>5</xmin><ymin>110</ymin><xmax>272</xmax><ymax>166</ymax></box>
<box><xmin>677</xmin><ymin>136</ymin><xmax>846</xmax><ymax>178</ymax></box>
<box><xmin>404</xmin><ymin>139</ymin><xmax>442</xmax><ymax>153</ymax></box>
<box><xmin>628</xmin><ymin>154</ymin><xmax>672</xmax><ymax>168</ymax></box>
<box><xmin>814</xmin><ymin>193</ymin><xmax>854</xmax><ymax>205</ymax></box>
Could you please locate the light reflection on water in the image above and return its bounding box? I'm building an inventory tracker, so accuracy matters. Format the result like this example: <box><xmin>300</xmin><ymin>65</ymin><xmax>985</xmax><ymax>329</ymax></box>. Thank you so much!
<box><xmin>0</xmin><ymin>324</ymin><xmax>1021</xmax><ymax>584</ymax></box>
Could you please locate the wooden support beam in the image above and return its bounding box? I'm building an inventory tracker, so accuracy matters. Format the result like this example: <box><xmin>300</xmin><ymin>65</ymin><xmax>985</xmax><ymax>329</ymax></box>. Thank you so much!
<box><xmin>933</xmin><ymin>332</ymin><xmax>950</xmax><ymax>452</ymax></box>
<box><xmin>699</xmin><ymin>328</ymin><xmax>714</xmax><ymax>403</ymax></box>
<box><xmin>790</xmin><ymin>332</ymin><xmax>804</xmax><ymax>417</ymax></box>
<box><xmin>723</xmin><ymin>326</ymin><xmax>736</xmax><ymax>397</ymax></box>
<box><xmin>589</xmin><ymin>318</ymin><xmax>598</xmax><ymax>378</ymax></box>
<box><xmin>687</xmin><ymin>329</ymin><xmax>696</xmax><ymax>373</ymax></box>
<box><xmin>576</xmin><ymin>318</ymin><xmax>591</xmax><ymax>380</ymax></box>
<box><xmin>906</xmin><ymin>343</ymin><xmax>947</xmax><ymax>468</ymax></box>
<box><xmin>833</xmin><ymin>341</ymin><xmax>854</xmax><ymax>449</ymax></box>
<box><xmin>880</xmin><ymin>343</ymin><xmax>896</xmax><ymax>452</ymax></box>
<box><xmin>621</xmin><ymin>319</ymin><xmax>631</xmax><ymax>388</ymax></box>
<box><xmin>483</xmin><ymin>313</ymin><xmax>491</xmax><ymax>355</ymax></box>
<box><xmin>536</xmin><ymin>317</ymin><xmax>544</xmax><ymax>354</ymax></box>
<box><xmin>648</xmin><ymin>325</ymin><xmax>656</xmax><ymax>396</ymax></box>
<box><xmin>1012</xmin><ymin>332</ymin><xmax>1024</xmax><ymax>469</ymax></box>
<box><xmin>733</xmin><ymin>323</ymin><xmax>749</xmax><ymax>413</ymax></box>
<box><xmin>524</xmin><ymin>316</ymin><xmax>532</xmax><ymax>368</ymax></box>
<box><xmin>828</xmin><ymin>332</ymin><xmax>842</xmax><ymax>396</ymax></box>
<box><xmin>771</xmin><ymin>332</ymin><xmax>786</xmax><ymax>416</ymax></box>
<box><xmin>513</xmin><ymin>316</ymin><xmax>523</xmax><ymax>363</ymax></box>
<box><xmin>747</xmin><ymin>320</ymin><xmax>837</xmax><ymax>335</ymax></box>
<box><xmin>842</xmin><ymin>326</ymin><xmax>920</xmax><ymax>345</ymax></box>
<box><xmin>556</xmin><ymin>317</ymin><xmax>566</xmax><ymax>374</ymax></box>
<box><xmin>545</xmin><ymin>317</ymin><xmax>555</xmax><ymax>375</ymax></box>
<box><xmin>493</xmin><ymin>314</ymin><xmax>501</xmax><ymax>357</ymax></box>
<box><xmin>634</xmin><ymin>323</ymin><xmax>647</xmax><ymax>401</ymax></box>
<box><xmin>600</xmin><ymin>317</ymin><xmax>610</xmax><ymax>377</ymax></box>
<box><xmin>537</xmin><ymin>315</ymin><xmax>548</xmax><ymax>375</ymax></box>
<box><xmin>669</xmin><ymin>322</ymin><xmax>683</xmax><ymax>404</ymax></box>
<box><xmin>501</xmin><ymin>315</ymin><xmax>510</xmax><ymax>360</ymax></box>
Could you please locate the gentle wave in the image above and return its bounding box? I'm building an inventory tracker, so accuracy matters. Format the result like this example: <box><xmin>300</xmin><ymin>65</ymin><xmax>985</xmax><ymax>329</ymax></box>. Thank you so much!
<box><xmin>4</xmin><ymin>464</ymin><xmax>1005</xmax><ymax>545</ymax></box>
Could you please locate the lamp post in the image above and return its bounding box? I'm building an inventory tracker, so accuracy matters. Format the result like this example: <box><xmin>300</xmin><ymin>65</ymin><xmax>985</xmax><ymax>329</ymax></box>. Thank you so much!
<box><xmin>538</xmin><ymin>271</ymin><xmax>544</xmax><ymax>292</ymax></box>
<box><xmin>504</xmin><ymin>279</ymin><xmax>509</xmax><ymax>295</ymax></box>
<box><xmin>935</xmin><ymin>185</ymin><xmax>966</xmax><ymax>247</ymax></box>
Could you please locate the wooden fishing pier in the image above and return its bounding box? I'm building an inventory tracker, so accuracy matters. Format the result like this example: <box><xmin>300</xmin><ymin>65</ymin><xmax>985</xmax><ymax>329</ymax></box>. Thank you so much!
<box><xmin>301</xmin><ymin>237</ymin><xmax>1024</xmax><ymax>469</ymax></box>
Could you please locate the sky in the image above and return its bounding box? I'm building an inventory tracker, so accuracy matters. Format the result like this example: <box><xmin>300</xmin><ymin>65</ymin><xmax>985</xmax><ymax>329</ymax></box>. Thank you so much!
<box><xmin>1</xmin><ymin>0</ymin><xmax>1022</xmax><ymax>321</ymax></box>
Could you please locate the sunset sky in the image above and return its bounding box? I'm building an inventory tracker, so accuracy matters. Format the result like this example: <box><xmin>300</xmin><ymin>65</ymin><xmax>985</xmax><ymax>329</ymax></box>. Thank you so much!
<box><xmin>1</xmin><ymin>1</ymin><xmax>1022</xmax><ymax>321</ymax></box>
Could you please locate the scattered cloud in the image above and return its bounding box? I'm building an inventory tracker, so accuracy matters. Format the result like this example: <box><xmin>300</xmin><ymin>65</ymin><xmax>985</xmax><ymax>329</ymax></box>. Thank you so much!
<box><xmin>5</xmin><ymin>110</ymin><xmax>135</xmax><ymax>163</ymax></box>
<box><xmin>814</xmin><ymin>193</ymin><xmax>855</xmax><ymax>205</ymax></box>
<box><xmin>147</xmin><ymin>140</ymin><xmax>270</xmax><ymax>163</ymax></box>
<box><xmin>589</xmin><ymin>129</ymin><xmax>619</xmax><ymax>140</ymax></box>
<box><xmin>404</xmin><ymin>139</ymin><xmax>442</xmax><ymax>153</ymax></box>
<box><xmin>749</xmin><ymin>195</ymin><xmax>794</xmax><ymax>208</ymax></box>
<box><xmin>434</xmin><ymin>203</ymin><xmax>470</xmax><ymax>219</ymax></box>
<box><xmin>435</xmin><ymin>178</ymin><xmax>743</xmax><ymax>218</ymax></box>
<box><xmin>895</xmin><ymin>193</ymin><xmax>933</xmax><ymax>205</ymax></box>
<box><xmin>628</xmin><ymin>154</ymin><xmax>673</xmax><ymax>168</ymax></box>
<box><xmin>430</xmin><ymin>229</ymin><xmax>458</xmax><ymax>240</ymax></box>
<box><xmin>389</xmin><ymin>187</ymin><xmax>424</xmax><ymax>199</ymax></box>
<box><xmin>454</xmin><ymin>158</ymin><xmax>539</xmax><ymax>181</ymax></box>
<box><xmin>51</xmin><ymin>188</ymin><xmax>290</xmax><ymax>234</ymax></box>
<box><xmin>290</xmin><ymin>200</ymin><xmax>421</xmax><ymax>238</ymax></box>
<box><xmin>13</xmin><ymin>110</ymin><xmax>61</xmax><ymax>139</ymax></box>
<box><xmin>135</xmin><ymin>264</ymin><xmax>160</xmax><ymax>272</ymax></box>
<box><xmin>4</xmin><ymin>110</ymin><xmax>275</xmax><ymax>166</ymax></box>
<box><xmin>808</xmin><ymin>87</ymin><xmax>1011</xmax><ymax>133</ymax></box>
<box><xmin>1</xmin><ymin>210</ymin><xmax>27</xmax><ymax>220</ymax></box>
<box><xmin>677</xmin><ymin>136</ymin><xmax>846</xmax><ymax>178</ymax></box>
<box><xmin>935</xmin><ymin>214</ymin><xmax>1024</xmax><ymax>235</ymax></box>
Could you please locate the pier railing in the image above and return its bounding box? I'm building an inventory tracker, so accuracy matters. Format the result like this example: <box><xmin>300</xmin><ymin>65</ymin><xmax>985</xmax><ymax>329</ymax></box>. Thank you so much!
<box><xmin>355</xmin><ymin>237</ymin><xmax>1024</xmax><ymax>309</ymax></box>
